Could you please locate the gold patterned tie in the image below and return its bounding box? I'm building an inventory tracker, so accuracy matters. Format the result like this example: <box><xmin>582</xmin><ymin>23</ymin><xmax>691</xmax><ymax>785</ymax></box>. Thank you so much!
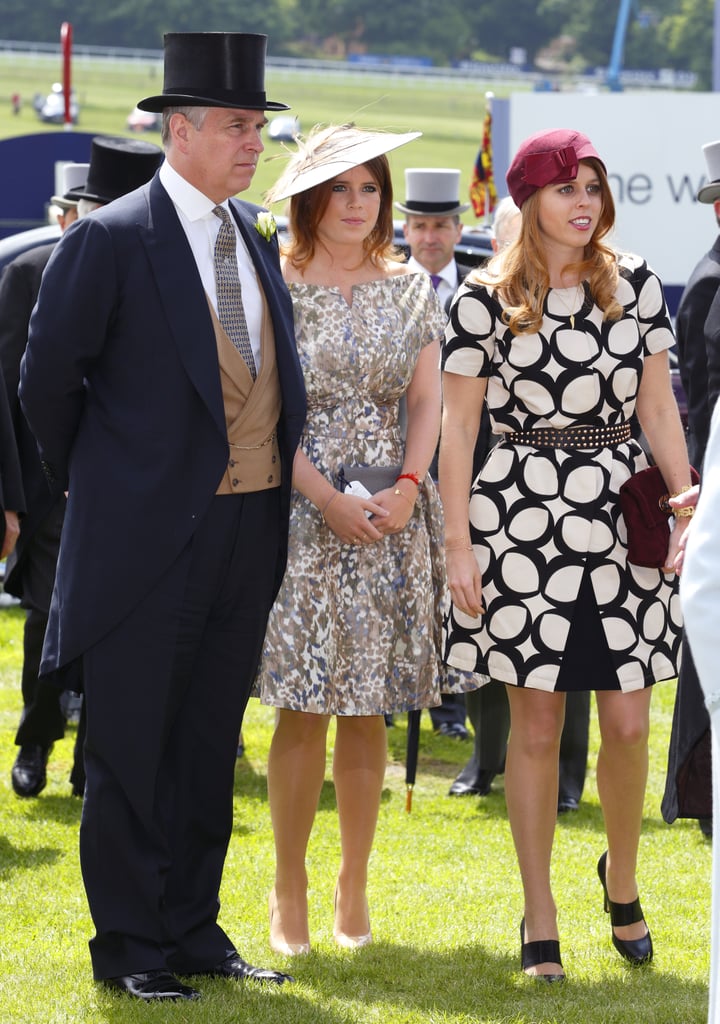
<box><xmin>212</xmin><ymin>205</ymin><xmax>257</xmax><ymax>379</ymax></box>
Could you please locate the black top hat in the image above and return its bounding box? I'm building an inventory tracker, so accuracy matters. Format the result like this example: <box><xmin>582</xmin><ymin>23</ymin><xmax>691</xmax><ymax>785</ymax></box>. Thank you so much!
<box><xmin>137</xmin><ymin>32</ymin><xmax>289</xmax><ymax>113</ymax></box>
<box><xmin>67</xmin><ymin>136</ymin><xmax>164</xmax><ymax>205</ymax></box>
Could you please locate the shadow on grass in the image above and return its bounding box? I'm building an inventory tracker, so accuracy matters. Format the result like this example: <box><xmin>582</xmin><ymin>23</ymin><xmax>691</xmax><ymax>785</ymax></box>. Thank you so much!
<box><xmin>0</xmin><ymin>834</ymin><xmax>63</xmax><ymax>876</ymax></box>
<box><xmin>285</xmin><ymin>940</ymin><xmax>708</xmax><ymax>1024</ymax></box>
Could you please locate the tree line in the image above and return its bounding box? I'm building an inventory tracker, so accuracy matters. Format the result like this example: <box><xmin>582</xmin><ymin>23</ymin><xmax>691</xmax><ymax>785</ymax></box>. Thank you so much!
<box><xmin>3</xmin><ymin>0</ymin><xmax>714</xmax><ymax>88</ymax></box>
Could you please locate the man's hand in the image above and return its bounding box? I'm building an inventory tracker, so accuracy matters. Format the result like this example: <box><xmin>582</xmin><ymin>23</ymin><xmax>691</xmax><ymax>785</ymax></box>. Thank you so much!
<box><xmin>1</xmin><ymin>510</ymin><xmax>20</xmax><ymax>559</ymax></box>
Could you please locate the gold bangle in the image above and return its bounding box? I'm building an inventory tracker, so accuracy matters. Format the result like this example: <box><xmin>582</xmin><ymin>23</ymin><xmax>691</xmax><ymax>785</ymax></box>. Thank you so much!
<box><xmin>673</xmin><ymin>505</ymin><xmax>695</xmax><ymax>518</ymax></box>
<box><xmin>320</xmin><ymin>491</ymin><xmax>339</xmax><ymax>522</ymax></box>
<box><xmin>393</xmin><ymin>487</ymin><xmax>414</xmax><ymax>507</ymax></box>
<box><xmin>670</xmin><ymin>484</ymin><xmax>692</xmax><ymax>499</ymax></box>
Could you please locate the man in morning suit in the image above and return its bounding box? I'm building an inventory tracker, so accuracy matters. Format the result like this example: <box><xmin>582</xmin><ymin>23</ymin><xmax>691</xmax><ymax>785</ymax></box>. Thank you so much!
<box><xmin>2</xmin><ymin>152</ymin><xmax>164</xmax><ymax>800</ymax></box>
<box><xmin>19</xmin><ymin>32</ymin><xmax>306</xmax><ymax>1002</ymax></box>
<box><xmin>662</xmin><ymin>138</ymin><xmax>720</xmax><ymax>836</ymax></box>
<box><xmin>396</xmin><ymin>168</ymin><xmax>473</xmax><ymax>737</ymax></box>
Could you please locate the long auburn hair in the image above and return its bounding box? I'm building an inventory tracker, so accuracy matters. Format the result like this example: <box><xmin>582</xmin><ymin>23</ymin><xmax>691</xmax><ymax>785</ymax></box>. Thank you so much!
<box><xmin>470</xmin><ymin>158</ymin><xmax>623</xmax><ymax>334</ymax></box>
<box><xmin>282</xmin><ymin>154</ymin><xmax>404</xmax><ymax>270</ymax></box>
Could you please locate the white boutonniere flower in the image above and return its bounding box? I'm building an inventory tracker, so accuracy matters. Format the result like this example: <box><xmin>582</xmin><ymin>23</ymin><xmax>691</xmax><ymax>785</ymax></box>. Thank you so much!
<box><xmin>255</xmin><ymin>210</ymin><xmax>277</xmax><ymax>241</ymax></box>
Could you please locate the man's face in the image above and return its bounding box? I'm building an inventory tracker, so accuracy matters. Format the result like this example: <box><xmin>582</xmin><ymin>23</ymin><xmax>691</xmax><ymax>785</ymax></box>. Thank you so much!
<box><xmin>171</xmin><ymin>107</ymin><xmax>267</xmax><ymax>203</ymax></box>
<box><xmin>403</xmin><ymin>214</ymin><xmax>463</xmax><ymax>274</ymax></box>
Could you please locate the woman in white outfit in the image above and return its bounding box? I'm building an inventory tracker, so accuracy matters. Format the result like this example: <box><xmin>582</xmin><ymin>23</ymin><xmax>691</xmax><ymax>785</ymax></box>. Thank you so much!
<box><xmin>677</xmin><ymin>399</ymin><xmax>720</xmax><ymax>1024</ymax></box>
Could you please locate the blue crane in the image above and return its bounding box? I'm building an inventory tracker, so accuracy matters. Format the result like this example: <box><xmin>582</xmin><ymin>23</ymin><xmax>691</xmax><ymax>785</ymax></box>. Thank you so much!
<box><xmin>607</xmin><ymin>0</ymin><xmax>634</xmax><ymax>91</ymax></box>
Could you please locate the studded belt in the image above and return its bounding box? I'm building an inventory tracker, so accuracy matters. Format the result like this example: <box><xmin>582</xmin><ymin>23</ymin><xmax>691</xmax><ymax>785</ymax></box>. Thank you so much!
<box><xmin>504</xmin><ymin>422</ymin><xmax>632</xmax><ymax>449</ymax></box>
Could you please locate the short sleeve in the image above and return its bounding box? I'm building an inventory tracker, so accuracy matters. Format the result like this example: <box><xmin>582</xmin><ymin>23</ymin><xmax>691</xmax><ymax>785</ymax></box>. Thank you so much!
<box><xmin>616</xmin><ymin>253</ymin><xmax>675</xmax><ymax>356</ymax></box>
<box><xmin>441</xmin><ymin>282</ymin><xmax>497</xmax><ymax>378</ymax></box>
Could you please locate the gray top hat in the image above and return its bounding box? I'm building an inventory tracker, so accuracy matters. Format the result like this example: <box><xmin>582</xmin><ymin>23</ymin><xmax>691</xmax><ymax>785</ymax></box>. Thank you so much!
<box><xmin>137</xmin><ymin>32</ymin><xmax>289</xmax><ymax>113</ymax></box>
<box><xmin>394</xmin><ymin>168</ymin><xmax>470</xmax><ymax>216</ymax></box>
<box><xmin>698</xmin><ymin>140</ymin><xmax>720</xmax><ymax>204</ymax></box>
<box><xmin>50</xmin><ymin>162</ymin><xmax>89</xmax><ymax>210</ymax></box>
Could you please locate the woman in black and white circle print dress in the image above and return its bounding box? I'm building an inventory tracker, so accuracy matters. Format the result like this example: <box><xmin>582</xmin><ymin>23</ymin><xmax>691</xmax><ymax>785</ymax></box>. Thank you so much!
<box><xmin>439</xmin><ymin>128</ymin><xmax>693</xmax><ymax>981</ymax></box>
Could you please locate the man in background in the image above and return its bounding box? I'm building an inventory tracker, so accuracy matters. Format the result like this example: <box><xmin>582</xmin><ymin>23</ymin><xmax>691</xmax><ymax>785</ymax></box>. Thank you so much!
<box><xmin>396</xmin><ymin>168</ymin><xmax>472</xmax><ymax>738</ymax></box>
<box><xmin>662</xmin><ymin>138</ymin><xmax>720</xmax><ymax>837</ymax></box>
<box><xmin>1</xmin><ymin>146</ymin><xmax>162</xmax><ymax>798</ymax></box>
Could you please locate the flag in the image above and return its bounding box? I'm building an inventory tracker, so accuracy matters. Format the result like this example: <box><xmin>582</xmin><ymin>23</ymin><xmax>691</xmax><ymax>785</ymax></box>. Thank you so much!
<box><xmin>469</xmin><ymin>108</ymin><xmax>497</xmax><ymax>219</ymax></box>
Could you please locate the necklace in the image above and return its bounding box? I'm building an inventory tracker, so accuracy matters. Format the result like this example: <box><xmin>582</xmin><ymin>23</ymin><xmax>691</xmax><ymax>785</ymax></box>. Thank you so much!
<box><xmin>553</xmin><ymin>283</ymin><xmax>583</xmax><ymax>329</ymax></box>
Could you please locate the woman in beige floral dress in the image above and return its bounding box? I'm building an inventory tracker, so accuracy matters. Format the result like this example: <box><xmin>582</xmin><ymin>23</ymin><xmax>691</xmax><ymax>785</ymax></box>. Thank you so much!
<box><xmin>258</xmin><ymin>125</ymin><xmax>473</xmax><ymax>955</ymax></box>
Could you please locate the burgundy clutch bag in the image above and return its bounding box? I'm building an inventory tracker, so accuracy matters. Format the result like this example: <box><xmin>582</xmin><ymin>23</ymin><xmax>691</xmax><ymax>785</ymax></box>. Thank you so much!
<box><xmin>619</xmin><ymin>464</ymin><xmax>699</xmax><ymax>569</ymax></box>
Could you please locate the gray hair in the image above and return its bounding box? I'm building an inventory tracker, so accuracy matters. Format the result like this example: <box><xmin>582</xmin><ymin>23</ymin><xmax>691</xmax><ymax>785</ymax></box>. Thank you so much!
<box><xmin>492</xmin><ymin>196</ymin><xmax>521</xmax><ymax>248</ymax></box>
<box><xmin>77</xmin><ymin>198</ymin><xmax>103</xmax><ymax>219</ymax></box>
<box><xmin>161</xmin><ymin>106</ymin><xmax>210</xmax><ymax>147</ymax></box>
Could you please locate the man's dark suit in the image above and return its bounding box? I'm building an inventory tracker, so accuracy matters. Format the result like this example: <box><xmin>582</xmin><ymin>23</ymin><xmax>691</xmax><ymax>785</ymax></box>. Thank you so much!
<box><xmin>662</xmin><ymin>234</ymin><xmax>720</xmax><ymax>827</ymax></box>
<box><xmin>19</xmin><ymin>175</ymin><xmax>306</xmax><ymax>978</ymax></box>
<box><xmin>0</xmin><ymin>361</ymin><xmax>23</xmax><ymax>551</ymax></box>
<box><xmin>0</xmin><ymin>243</ymin><xmax>70</xmax><ymax>752</ymax></box>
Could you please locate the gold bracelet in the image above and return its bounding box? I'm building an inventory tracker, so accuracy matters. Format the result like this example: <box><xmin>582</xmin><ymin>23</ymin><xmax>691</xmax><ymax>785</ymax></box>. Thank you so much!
<box><xmin>320</xmin><ymin>491</ymin><xmax>339</xmax><ymax>522</ymax></box>
<box><xmin>670</xmin><ymin>484</ymin><xmax>693</xmax><ymax>499</ymax></box>
<box><xmin>393</xmin><ymin>487</ymin><xmax>414</xmax><ymax>507</ymax></box>
<box><xmin>673</xmin><ymin>505</ymin><xmax>695</xmax><ymax>518</ymax></box>
<box><xmin>446</xmin><ymin>539</ymin><xmax>473</xmax><ymax>551</ymax></box>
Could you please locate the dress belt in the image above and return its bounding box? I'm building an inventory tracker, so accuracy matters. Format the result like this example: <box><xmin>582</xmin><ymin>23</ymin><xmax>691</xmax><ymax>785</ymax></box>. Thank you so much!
<box><xmin>504</xmin><ymin>422</ymin><xmax>632</xmax><ymax>449</ymax></box>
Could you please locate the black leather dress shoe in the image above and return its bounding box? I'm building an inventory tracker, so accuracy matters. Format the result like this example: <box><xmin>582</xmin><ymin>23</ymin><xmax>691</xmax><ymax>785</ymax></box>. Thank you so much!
<box><xmin>557</xmin><ymin>796</ymin><xmax>579</xmax><ymax>814</ymax></box>
<box><xmin>448</xmin><ymin>768</ymin><xmax>495</xmax><ymax>797</ymax></box>
<box><xmin>198</xmin><ymin>952</ymin><xmax>293</xmax><ymax>985</ymax></box>
<box><xmin>11</xmin><ymin>744</ymin><xmax>51</xmax><ymax>797</ymax></box>
<box><xmin>437</xmin><ymin>722</ymin><xmax>470</xmax><ymax>740</ymax></box>
<box><xmin>104</xmin><ymin>969</ymin><xmax>200</xmax><ymax>1001</ymax></box>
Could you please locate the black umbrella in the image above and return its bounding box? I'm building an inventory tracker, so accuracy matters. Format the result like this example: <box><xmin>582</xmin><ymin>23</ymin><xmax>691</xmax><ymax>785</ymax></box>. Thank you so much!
<box><xmin>405</xmin><ymin>709</ymin><xmax>422</xmax><ymax>812</ymax></box>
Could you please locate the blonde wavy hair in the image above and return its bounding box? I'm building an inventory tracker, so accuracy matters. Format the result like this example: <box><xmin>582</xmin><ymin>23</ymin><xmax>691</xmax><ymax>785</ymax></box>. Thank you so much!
<box><xmin>470</xmin><ymin>158</ymin><xmax>623</xmax><ymax>335</ymax></box>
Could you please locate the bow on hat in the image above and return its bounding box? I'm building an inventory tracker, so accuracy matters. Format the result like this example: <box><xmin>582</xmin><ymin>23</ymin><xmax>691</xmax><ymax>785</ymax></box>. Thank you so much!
<box><xmin>523</xmin><ymin>146</ymin><xmax>578</xmax><ymax>189</ymax></box>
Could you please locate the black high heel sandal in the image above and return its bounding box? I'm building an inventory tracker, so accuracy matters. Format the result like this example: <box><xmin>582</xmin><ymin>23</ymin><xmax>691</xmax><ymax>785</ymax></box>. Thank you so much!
<box><xmin>520</xmin><ymin>918</ymin><xmax>565</xmax><ymax>982</ymax></box>
<box><xmin>597</xmin><ymin>851</ymin><xmax>653</xmax><ymax>965</ymax></box>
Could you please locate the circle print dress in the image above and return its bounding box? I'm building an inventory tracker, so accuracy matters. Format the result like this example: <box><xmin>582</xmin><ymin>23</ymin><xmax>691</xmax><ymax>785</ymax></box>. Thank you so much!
<box><xmin>441</xmin><ymin>253</ymin><xmax>683</xmax><ymax>693</ymax></box>
<box><xmin>258</xmin><ymin>272</ymin><xmax>477</xmax><ymax>716</ymax></box>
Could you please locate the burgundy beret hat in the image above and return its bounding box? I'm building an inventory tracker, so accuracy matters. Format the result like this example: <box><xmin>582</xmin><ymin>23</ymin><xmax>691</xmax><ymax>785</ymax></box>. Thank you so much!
<box><xmin>506</xmin><ymin>128</ymin><xmax>606</xmax><ymax>209</ymax></box>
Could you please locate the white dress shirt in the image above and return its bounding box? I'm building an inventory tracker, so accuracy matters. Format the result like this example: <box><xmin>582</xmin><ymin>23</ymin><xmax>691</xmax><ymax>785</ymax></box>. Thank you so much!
<box><xmin>159</xmin><ymin>160</ymin><xmax>262</xmax><ymax>371</ymax></box>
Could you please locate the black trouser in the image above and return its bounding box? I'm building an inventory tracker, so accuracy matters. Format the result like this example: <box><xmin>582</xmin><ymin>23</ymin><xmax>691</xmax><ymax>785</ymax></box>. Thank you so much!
<box><xmin>79</xmin><ymin>491</ymin><xmax>281</xmax><ymax>979</ymax></box>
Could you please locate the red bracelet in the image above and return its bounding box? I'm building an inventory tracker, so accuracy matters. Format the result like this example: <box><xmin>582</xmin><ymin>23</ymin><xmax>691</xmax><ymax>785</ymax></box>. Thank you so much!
<box><xmin>396</xmin><ymin>472</ymin><xmax>421</xmax><ymax>487</ymax></box>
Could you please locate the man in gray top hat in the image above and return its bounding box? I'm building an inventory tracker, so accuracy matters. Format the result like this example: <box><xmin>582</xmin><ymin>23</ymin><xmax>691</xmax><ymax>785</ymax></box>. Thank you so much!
<box><xmin>394</xmin><ymin>168</ymin><xmax>473</xmax><ymax>737</ymax></box>
<box><xmin>397</xmin><ymin>168</ymin><xmax>472</xmax><ymax>314</ymax></box>
<box><xmin>20</xmin><ymin>34</ymin><xmax>305</xmax><ymax>1002</ymax></box>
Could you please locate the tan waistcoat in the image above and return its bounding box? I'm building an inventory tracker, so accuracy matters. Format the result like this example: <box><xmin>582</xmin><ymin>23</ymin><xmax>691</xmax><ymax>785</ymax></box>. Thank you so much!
<box><xmin>207</xmin><ymin>293</ymin><xmax>282</xmax><ymax>494</ymax></box>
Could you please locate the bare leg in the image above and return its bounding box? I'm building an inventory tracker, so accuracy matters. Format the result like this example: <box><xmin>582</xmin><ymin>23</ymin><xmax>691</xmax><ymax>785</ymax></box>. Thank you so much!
<box><xmin>596</xmin><ymin>687</ymin><xmax>652</xmax><ymax>943</ymax></box>
<box><xmin>505</xmin><ymin>685</ymin><xmax>566</xmax><ymax>977</ymax></box>
<box><xmin>267</xmin><ymin>708</ymin><xmax>331</xmax><ymax>952</ymax></box>
<box><xmin>333</xmin><ymin>714</ymin><xmax>387</xmax><ymax>944</ymax></box>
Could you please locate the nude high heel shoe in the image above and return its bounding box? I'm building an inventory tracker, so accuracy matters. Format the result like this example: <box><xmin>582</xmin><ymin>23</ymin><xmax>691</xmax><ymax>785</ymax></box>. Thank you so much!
<box><xmin>268</xmin><ymin>889</ymin><xmax>310</xmax><ymax>956</ymax></box>
<box><xmin>333</xmin><ymin>886</ymin><xmax>372</xmax><ymax>949</ymax></box>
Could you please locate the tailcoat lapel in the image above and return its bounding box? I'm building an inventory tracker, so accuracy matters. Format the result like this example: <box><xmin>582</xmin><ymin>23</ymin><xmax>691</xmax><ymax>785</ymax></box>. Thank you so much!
<box><xmin>141</xmin><ymin>177</ymin><xmax>226</xmax><ymax>438</ymax></box>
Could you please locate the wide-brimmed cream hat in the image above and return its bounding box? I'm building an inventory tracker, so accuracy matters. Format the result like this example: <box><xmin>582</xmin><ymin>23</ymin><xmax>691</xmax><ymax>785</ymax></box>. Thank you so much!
<box><xmin>265</xmin><ymin>123</ymin><xmax>421</xmax><ymax>203</ymax></box>
<box><xmin>698</xmin><ymin>140</ymin><xmax>720</xmax><ymax>204</ymax></box>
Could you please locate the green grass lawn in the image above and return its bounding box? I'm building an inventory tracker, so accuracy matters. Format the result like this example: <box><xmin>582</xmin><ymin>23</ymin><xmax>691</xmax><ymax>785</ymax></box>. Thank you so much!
<box><xmin>0</xmin><ymin>600</ymin><xmax>711</xmax><ymax>1023</ymax></box>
